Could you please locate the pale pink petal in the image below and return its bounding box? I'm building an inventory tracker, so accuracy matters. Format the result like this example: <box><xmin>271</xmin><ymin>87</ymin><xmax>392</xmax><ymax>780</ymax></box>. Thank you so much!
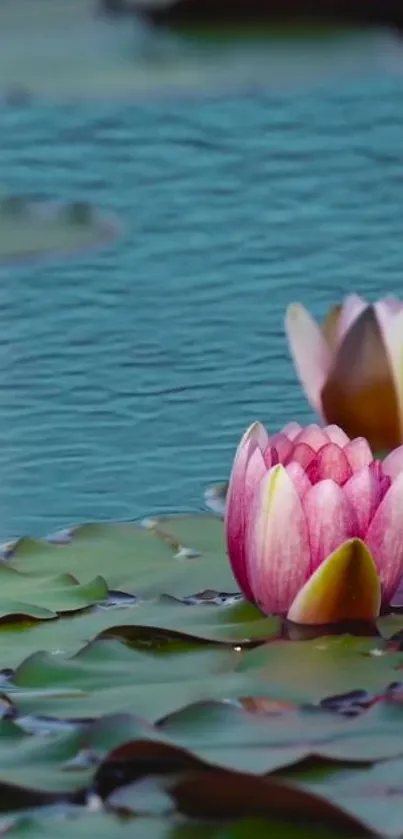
<box><xmin>338</xmin><ymin>294</ymin><xmax>368</xmax><ymax>344</ymax></box>
<box><xmin>250</xmin><ymin>421</ymin><xmax>270</xmax><ymax>452</ymax></box>
<box><xmin>303</xmin><ymin>479</ymin><xmax>358</xmax><ymax>572</ymax></box>
<box><xmin>285</xmin><ymin>461</ymin><xmax>312</xmax><ymax>500</ymax></box>
<box><xmin>323</xmin><ymin>425</ymin><xmax>350</xmax><ymax>447</ymax></box>
<box><xmin>247</xmin><ymin>465</ymin><xmax>310</xmax><ymax>615</ymax></box>
<box><xmin>306</xmin><ymin>443</ymin><xmax>353</xmax><ymax>487</ymax></box>
<box><xmin>266</xmin><ymin>433</ymin><xmax>293</xmax><ymax>464</ymax></box>
<box><xmin>244</xmin><ymin>447</ymin><xmax>267</xmax><ymax>505</ymax></box>
<box><xmin>343</xmin><ymin>467</ymin><xmax>383</xmax><ymax>538</ymax></box>
<box><xmin>383</xmin><ymin>445</ymin><xmax>403</xmax><ymax>481</ymax></box>
<box><xmin>287</xmin><ymin>442</ymin><xmax>316</xmax><ymax>470</ymax></box>
<box><xmin>365</xmin><ymin>471</ymin><xmax>403</xmax><ymax>604</ymax></box>
<box><xmin>343</xmin><ymin>437</ymin><xmax>374</xmax><ymax>472</ymax></box>
<box><xmin>374</xmin><ymin>298</ymin><xmax>403</xmax><ymax>332</ymax></box>
<box><xmin>293</xmin><ymin>424</ymin><xmax>331</xmax><ymax>452</ymax></box>
<box><xmin>282</xmin><ymin>422</ymin><xmax>302</xmax><ymax>441</ymax></box>
<box><xmin>285</xmin><ymin>304</ymin><xmax>331</xmax><ymax>417</ymax></box>
<box><xmin>380</xmin><ymin>296</ymin><xmax>403</xmax><ymax>315</ymax></box>
<box><xmin>225</xmin><ymin>423</ymin><xmax>267</xmax><ymax>600</ymax></box>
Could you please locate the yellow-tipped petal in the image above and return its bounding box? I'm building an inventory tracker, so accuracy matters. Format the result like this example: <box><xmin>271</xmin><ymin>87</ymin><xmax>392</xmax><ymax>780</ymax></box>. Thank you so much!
<box><xmin>287</xmin><ymin>538</ymin><xmax>381</xmax><ymax>625</ymax></box>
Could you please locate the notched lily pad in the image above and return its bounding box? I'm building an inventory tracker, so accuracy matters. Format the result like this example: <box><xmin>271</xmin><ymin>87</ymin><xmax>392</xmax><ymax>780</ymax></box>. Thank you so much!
<box><xmin>7</xmin><ymin>515</ymin><xmax>237</xmax><ymax>607</ymax></box>
<box><xmin>0</xmin><ymin>565</ymin><xmax>108</xmax><ymax>623</ymax></box>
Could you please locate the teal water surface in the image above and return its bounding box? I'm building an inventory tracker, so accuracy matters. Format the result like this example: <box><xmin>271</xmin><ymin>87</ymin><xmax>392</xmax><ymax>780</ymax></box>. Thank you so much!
<box><xmin>1</xmin><ymin>60</ymin><xmax>403</xmax><ymax>538</ymax></box>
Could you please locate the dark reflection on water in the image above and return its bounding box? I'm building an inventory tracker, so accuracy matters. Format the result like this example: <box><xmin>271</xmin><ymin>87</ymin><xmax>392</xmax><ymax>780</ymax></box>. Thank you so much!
<box><xmin>1</xmin><ymin>56</ymin><xmax>403</xmax><ymax>538</ymax></box>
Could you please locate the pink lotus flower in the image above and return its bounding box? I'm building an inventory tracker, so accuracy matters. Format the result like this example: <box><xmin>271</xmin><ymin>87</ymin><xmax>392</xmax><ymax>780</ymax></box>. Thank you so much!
<box><xmin>285</xmin><ymin>294</ymin><xmax>403</xmax><ymax>452</ymax></box>
<box><xmin>226</xmin><ymin>421</ymin><xmax>403</xmax><ymax>624</ymax></box>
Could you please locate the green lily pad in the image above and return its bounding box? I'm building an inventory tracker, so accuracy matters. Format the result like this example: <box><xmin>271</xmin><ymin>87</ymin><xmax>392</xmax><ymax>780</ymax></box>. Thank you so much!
<box><xmin>0</xmin><ymin>812</ymin><xmax>220</xmax><ymax>839</ymax></box>
<box><xmin>10</xmin><ymin>516</ymin><xmax>235</xmax><ymax>603</ymax></box>
<box><xmin>9</xmin><ymin>638</ymin><xmax>249</xmax><ymax>722</ymax></box>
<box><xmin>161</xmin><ymin>697</ymin><xmax>403</xmax><ymax>768</ymax></box>
<box><xmin>0</xmin><ymin>567</ymin><xmax>108</xmax><ymax>622</ymax></box>
<box><xmin>0</xmin><ymin>599</ymin><xmax>278</xmax><ymax>670</ymax></box>
<box><xmin>0</xmin><ymin>0</ymin><xmax>390</xmax><ymax>101</ymax></box>
<box><xmin>0</xmin><ymin>713</ymin><xmax>151</xmax><ymax>801</ymax></box>
<box><xmin>0</xmin><ymin>197</ymin><xmax>120</xmax><ymax>264</ymax></box>
<box><xmin>298</xmin><ymin>756</ymin><xmax>403</xmax><ymax>837</ymax></box>
<box><xmin>237</xmin><ymin>636</ymin><xmax>403</xmax><ymax>703</ymax></box>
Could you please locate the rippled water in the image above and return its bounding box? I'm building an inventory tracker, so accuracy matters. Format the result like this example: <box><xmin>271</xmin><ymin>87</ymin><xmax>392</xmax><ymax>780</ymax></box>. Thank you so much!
<box><xmin>1</xmin><ymin>43</ymin><xmax>403</xmax><ymax>538</ymax></box>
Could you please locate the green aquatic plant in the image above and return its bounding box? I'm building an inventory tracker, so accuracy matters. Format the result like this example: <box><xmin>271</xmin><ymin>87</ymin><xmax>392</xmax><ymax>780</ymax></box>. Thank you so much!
<box><xmin>0</xmin><ymin>507</ymin><xmax>401</xmax><ymax>835</ymax></box>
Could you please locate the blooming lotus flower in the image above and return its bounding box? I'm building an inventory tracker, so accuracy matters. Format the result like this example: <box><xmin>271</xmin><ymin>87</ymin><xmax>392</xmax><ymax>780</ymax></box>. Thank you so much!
<box><xmin>285</xmin><ymin>294</ymin><xmax>403</xmax><ymax>452</ymax></box>
<box><xmin>226</xmin><ymin>421</ymin><xmax>403</xmax><ymax>624</ymax></box>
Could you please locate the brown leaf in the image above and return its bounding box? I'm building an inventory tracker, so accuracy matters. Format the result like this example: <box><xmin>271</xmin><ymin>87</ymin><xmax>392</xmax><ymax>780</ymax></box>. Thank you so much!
<box><xmin>171</xmin><ymin>769</ymin><xmax>367</xmax><ymax>832</ymax></box>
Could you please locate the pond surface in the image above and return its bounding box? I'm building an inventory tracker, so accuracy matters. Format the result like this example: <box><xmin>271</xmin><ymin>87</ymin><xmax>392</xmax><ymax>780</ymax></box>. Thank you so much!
<box><xmin>1</xmin><ymin>31</ymin><xmax>403</xmax><ymax>538</ymax></box>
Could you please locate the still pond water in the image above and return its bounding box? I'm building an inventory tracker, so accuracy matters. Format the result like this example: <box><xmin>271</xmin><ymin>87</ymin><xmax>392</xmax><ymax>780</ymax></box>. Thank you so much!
<box><xmin>1</xmin><ymin>31</ymin><xmax>403</xmax><ymax>538</ymax></box>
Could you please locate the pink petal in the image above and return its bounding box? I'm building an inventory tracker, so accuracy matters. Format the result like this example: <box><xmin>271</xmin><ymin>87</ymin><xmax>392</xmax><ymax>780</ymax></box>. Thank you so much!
<box><xmin>285</xmin><ymin>304</ymin><xmax>331</xmax><ymax>417</ymax></box>
<box><xmin>302</xmin><ymin>479</ymin><xmax>358</xmax><ymax>573</ymax></box>
<box><xmin>365</xmin><ymin>471</ymin><xmax>403</xmax><ymax>604</ymax></box>
<box><xmin>343</xmin><ymin>466</ymin><xmax>383</xmax><ymax>538</ymax></box>
<box><xmin>323</xmin><ymin>425</ymin><xmax>350</xmax><ymax>447</ymax></box>
<box><xmin>247</xmin><ymin>465</ymin><xmax>310</xmax><ymax>615</ymax></box>
<box><xmin>262</xmin><ymin>445</ymin><xmax>279</xmax><ymax>469</ymax></box>
<box><xmin>282</xmin><ymin>422</ymin><xmax>302</xmax><ymax>441</ymax></box>
<box><xmin>306</xmin><ymin>443</ymin><xmax>353</xmax><ymax>487</ymax></box>
<box><xmin>293</xmin><ymin>424</ymin><xmax>331</xmax><ymax>452</ymax></box>
<box><xmin>369</xmin><ymin>462</ymin><xmax>391</xmax><ymax>501</ymax></box>
<box><xmin>287</xmin><ymin>442</ymin><xmax>316</xmax><ymax>470</ymax></box>
<box><xmin>225</xmin><ymin>423</ymin><xmax>268</xmax><ymax>600</ymax></box>
<box><xmin>285</xmin><ymin>462</ymin><xmax>312</xmax><ymax>500</ymax></box>
<box><xmin>338</xmin><ymin>294</ymin><xmax>368</xmax><ymax>344</ymax></box>
<box><xmin>266</xmin><ymin>433</ymin><xmax>293</xmax><ymax>464</ymax></box>
<box><xmin>383</xmin><ymin>445</ymin><xmax>403</xmax><ymax>481</ymax></box>
<box><xmin>343</xmin><ymin>437</ymin><xmax>374</xmax><ymax>472</ymax></box>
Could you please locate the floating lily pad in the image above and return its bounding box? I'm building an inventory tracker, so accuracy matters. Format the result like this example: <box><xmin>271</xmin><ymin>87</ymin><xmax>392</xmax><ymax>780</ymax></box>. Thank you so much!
<box><xmin>0</xmin><ymin>566</ymin><xmax>108</xmax><ymax>622</ymax></box>
<box><xmin>0</xmin><ymin>713</ymin><xmax>149</xmax><ymax>800</ymax></box>
<box><xmin>1</xmin><ymin>511</ymin><xmax>403</xmax><ymax>833</ymax></box>
<box><xmin>9</xmin><ymin>638</ymin><xmax>249</xmax><ymax>722</ymax></box>
<box><xmin>9</xmin><ymin>515</ymin><xmax>236</xmax><ymax>605</ymax></box>
<box><xmin>0</xmin><ymin>598</ymin><xmax>278</xmax><ymax>670</ymax></box>
<box><xmin>0</xmin><ymin>812</ymin><xmax>220</xmax><ymax>839</ymax></box>
<box><xmin>0</xmin><ymin>196</ymin><xmax>120</xmax><ymax>264</ymax></box>
<box><xmin>0</xmin><ymin>0</ymin><xmax>394</xmax><ymax>100</ymax></box>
